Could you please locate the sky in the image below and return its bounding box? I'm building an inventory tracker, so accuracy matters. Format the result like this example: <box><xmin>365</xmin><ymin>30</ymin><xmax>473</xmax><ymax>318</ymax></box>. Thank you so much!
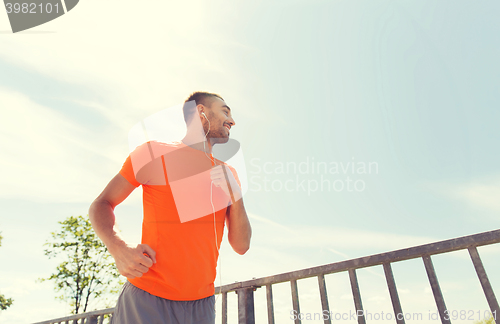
<box><xmin>0</xmin><ymin>0</ymin><xmax>499</xmax><ymax>323</ymax></box>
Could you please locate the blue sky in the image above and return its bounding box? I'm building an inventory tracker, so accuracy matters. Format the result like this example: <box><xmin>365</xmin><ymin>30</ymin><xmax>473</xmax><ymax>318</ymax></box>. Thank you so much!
<box><xmin>0</xmin><ymin>0</ymin><xmax>499</xmax><ymax>323</ymax></box>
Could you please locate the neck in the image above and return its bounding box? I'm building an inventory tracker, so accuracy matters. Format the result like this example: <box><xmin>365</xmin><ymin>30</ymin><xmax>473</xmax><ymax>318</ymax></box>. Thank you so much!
<box><xmin>181</xmin><ymin>134</ymin><xmax>213</xmax><ymax>154</ymax></box>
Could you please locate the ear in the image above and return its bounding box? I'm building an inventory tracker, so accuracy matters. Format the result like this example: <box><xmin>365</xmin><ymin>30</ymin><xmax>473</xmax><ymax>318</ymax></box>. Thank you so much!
<box><xmin>196</xmin><ymin>104</ymin><xmax>206</xmax><ymax>120</ymax></box>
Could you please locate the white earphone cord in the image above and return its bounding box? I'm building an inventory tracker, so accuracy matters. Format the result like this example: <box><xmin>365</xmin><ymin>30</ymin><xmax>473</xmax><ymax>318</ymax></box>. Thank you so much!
<box><xmin>211</xmin><ymin>179</ymin><xmax>222</xmax><ymax>311</ymax></box>
<box><xmin>202</xmin><ymin>113</ymin><xmax>223</xmax><ymax>311</ymax></box>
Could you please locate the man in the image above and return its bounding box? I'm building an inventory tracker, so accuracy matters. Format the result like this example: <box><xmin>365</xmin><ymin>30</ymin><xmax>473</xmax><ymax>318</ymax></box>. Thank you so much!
<box><xmin>88</xmin><ymin>92</ymin><xmax>251</xmax><ymax>324</ymax></box>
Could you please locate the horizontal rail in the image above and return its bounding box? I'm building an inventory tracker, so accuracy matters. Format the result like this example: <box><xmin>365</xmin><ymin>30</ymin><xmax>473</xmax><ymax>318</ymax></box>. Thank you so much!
<box><xmin>32</xmin><ymin>308</ymin><xmax>114</xmax><ymax>324</ymax></box>
<box><xmin>215</xmin><ymin>229</ymin><xmax>500</xmax><ymax>293</ymax></box>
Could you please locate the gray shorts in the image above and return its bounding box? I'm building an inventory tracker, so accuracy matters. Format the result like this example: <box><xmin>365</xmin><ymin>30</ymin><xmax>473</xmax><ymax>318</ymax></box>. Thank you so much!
<box><xmin>111</xmin><ymin>281</ymin><xmax>215</xmax><ymax>324</ymax></box>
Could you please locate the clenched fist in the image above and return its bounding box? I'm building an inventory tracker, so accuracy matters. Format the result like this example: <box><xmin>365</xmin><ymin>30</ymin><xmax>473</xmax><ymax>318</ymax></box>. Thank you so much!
<box><xmin>110</xmin><ymin>243</ymin><xmax>157</xmax><ymax>279</ymax></box>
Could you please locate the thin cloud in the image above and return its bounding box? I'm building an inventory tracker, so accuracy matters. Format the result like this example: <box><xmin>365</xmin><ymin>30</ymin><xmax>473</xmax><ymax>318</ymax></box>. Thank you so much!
<box><xmin>428</xmin><ymin>176</ymin><xmax>500</xmax><ymax>213</ymax></box>
<box><xmin>248</xmin><ymin>212</ymin><xmax>437</xmax><ymax>253</ymax></box>
<box><xmin>455</xmin><ymin>180</ymin><xmax>500</xmax><ymax>212</ymax></box>
<box><xmin>0</xmin><ymin>87</ymin><xmax>119</xmax><ymax>203</ymax></box>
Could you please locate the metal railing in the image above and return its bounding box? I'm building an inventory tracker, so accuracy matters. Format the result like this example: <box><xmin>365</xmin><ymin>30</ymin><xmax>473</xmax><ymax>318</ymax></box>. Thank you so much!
<box><xmin>34</xmin><ymin>229</ymin><xmax>500</xmax><ymax>324</ymax></box>
<box><xmin>33</xmin><ymin>308</ymin><xmax>114</xmax><ymax>324</ymax></box>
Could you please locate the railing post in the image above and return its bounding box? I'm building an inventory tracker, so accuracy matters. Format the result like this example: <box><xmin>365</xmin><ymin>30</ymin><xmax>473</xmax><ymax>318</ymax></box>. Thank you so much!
<box><xmin>85</xmin><ymin>315</ymin><xmax>99</xmax><ymax>324</ymax></box>
<box><xmin>266</xmin><ymin>284</ymin><xmax>275</xmax><ymax>324</ymax></box>
<box><xmin>468</xmin><ymin>246</ymin><xmax>500</xmax><ymax>324</ymax></box>
<box><xmin>291</xmin><ymin>279</ymin><xmax>301</xmax><ymax>324</ymax></box>
<box><xmin>349</xmin><ymin>269</ymin><xmax>366</xmax><ymax>324</ymax></box>
<box><xmin>236</xmin><ymin>286</ymin><xmax>259</xmax><ymax>324</ymax></box>
<box><xmin>422</xmin><ymin>255</ymin><xmax>451</xmax><ymax>324</ymax></box>
<box><xmin>317</xmin><ymin>274</ymin><xmax>331</xmax><ymax>324</ymax></box>
<box><xmin>383</xmin><ymin>263</ymin><xmax>405</xmax><ymax>324</ymax></box>
<box><xmin>222</xmin><ymin>292</ymin><xmax>228</xmax><ymax>324</ymax></box>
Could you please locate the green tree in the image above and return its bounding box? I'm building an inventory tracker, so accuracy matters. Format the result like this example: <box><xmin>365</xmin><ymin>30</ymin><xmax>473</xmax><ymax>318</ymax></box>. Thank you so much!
<box><xmin>39</xmin><ymin>215</ymin><xmax>122</xmax><ymax>314</ymax></box>
<box><xmin>0</xmin><ymin>232</ymin><xmax>14</xmax><ymax>311</ymax></box>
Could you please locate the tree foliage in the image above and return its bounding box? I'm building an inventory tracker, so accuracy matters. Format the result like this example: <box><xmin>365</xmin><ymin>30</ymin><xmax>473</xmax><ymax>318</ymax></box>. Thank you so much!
<box><xmin>39</xmin><ymin>215</ymin><xmax>122</xmax><ymax>314</ymax></box>
<box><xmin>474</xmin><ymin>314</ymin><xmax>495</xmax><ymax>324</ymax></box>
<box><xmin>0</xmin><ymin>295</ymin><xmax>13</xmax><ymax>311</ymax></box>
<box><xmin>0</xmin><ymin>232</ymin><xmax>14</xmax><ymax>311</ymax></box>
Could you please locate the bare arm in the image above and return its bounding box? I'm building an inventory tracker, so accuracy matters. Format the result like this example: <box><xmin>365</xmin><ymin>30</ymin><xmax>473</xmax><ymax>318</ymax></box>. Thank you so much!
<box><xmin>226</xmin><ymin>198</ymin><xmax>252</xmax><ymax>255</ymax></box>
<box><xmin>211</xmin><ymin>165</ymin><xmax>252</xmax><ymax>254</ymax></box>
<box><xmin>88</xmin><ymin>173</ymin><xmax>156</xmax><ymax>278</ymax></box>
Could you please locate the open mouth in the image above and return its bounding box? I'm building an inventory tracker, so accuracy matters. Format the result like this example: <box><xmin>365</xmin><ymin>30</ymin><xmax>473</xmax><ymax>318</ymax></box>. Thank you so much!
<box><xmin>224</xmin><ymin>125</ymin><xmax>231</xmax><ymax>133</ymax></box>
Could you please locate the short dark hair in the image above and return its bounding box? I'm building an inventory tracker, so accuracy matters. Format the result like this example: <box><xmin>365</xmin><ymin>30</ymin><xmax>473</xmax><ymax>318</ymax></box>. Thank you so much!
<box><xmin>183</xmin><ymin>91</ymin><xmax>224</xmax><ymax>124</ymax></box>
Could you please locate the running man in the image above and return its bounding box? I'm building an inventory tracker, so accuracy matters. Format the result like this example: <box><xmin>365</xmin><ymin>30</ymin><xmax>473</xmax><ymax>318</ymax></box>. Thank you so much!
<box><xmin>89</xmin><ymin>91</ymin><xmax>252</xmax><ymax>324</ymax></box>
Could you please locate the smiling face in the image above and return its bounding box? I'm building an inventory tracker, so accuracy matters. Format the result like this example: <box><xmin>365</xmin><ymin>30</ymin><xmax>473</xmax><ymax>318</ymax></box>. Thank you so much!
<box><xmin>203</xmin><ymin>97</ymin><xmax>235</xmax><ymax>144</ymax></box>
